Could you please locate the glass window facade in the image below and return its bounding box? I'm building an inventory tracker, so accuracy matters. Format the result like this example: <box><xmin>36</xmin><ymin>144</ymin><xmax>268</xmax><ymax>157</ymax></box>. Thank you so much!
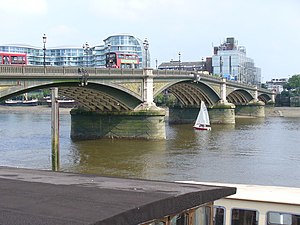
<box><xmin>213</xmin><ymin>206</ymin><xmax>225</xmax><ymax>225</ymax></box>
<box><xmin>102</xmin><ymin>34</ymin><xmax>147</xmax><ymax>68</ymax></box>
<box><xmin>231</xmin><ymin>208</ymin><xmax>258</xmax><ymax>225</ymax></box>
<box><xmin>212</xmin><ymin>37</ymin><xmax>261</xmax><ymax>85</ymax></box>
<box><xmin>143</xmin><ymin>205</ymin><xmax>212</xmax><ymax>225</ymax></box>
<box><xmin>267</xmin><ymin>211</ymin><xmax>300</xmax><ymax>225</ymax></box>
<box><xmin>0</xmin><ymin>35</ymin><xmax>147</xmax><ymax>68</ymax></box>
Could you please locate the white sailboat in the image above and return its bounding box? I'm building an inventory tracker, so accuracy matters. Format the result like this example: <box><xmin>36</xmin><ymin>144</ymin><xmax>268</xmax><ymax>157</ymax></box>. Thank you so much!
<box><xmin>193</xmin><ymin>101</ymin><xmax>211</xmax><ymax>130</ymax></box>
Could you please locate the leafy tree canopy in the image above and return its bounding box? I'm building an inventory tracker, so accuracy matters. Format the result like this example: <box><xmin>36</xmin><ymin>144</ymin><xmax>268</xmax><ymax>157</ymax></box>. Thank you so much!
<box><xmin>287</xmin><ymin>74</ymin><xmax>300</xmax><ymax>94</ymax></box>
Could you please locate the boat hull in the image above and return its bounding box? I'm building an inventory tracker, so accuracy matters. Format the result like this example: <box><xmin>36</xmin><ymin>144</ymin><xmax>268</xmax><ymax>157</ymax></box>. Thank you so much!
<box><xmin>193</xmin><ymin>126</ymin><xmax>211</xmax><ymax>131</ymax></box>
<box><xmin>5</xmin><ymin>99</ymin><xmax>38</xmax><ymax>106</ymax></box>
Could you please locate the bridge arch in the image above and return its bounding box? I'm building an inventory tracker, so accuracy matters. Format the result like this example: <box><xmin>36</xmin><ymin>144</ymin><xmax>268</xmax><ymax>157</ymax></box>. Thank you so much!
<box><xmin>0</xmin><ymin>82</ymin><xmax>143</xmax><ymax>112</ymax></box>
<box><xmin>227</xmin><ymin>89</ymin><xmax>254</xmax><ymax>105</ymax></box>
<box><xmin>158</xmin><ymin>81</ymin><xmax>220</xmax><ymax>107</ymax></box>
<box><xmin>258</xmin><ymin>93</ymin><xmax>272</xmax><ymax>104</ymax></box>
<box><xmin>59</xmin><ymin>83</ymin><xmax>142</xmax><ymax>111</ymax></box>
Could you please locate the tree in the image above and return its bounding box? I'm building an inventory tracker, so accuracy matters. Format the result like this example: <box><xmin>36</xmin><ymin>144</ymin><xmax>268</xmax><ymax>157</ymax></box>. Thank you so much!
<box><xmin>288</xmin><ymin>74</ymin><xmax>300</xmax><ymax>95</ymax></box>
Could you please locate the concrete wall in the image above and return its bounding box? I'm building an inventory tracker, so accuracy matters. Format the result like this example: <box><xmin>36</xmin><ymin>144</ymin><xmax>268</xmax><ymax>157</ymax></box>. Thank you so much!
<box><xmin>70</xmin><ymin>110</ymin><xmax>166</xmax><ymax>140</ymax></box>
<box><xmin>209</xmin><ymin>107</ymin><xmax>235</xmax><ymax>124</ymax></box>
<box><xmin>168</xmin><ymin>107</ymin><xmax>198</xmax><ymax>124</ymax></box>
<box><xmin>235</xmin><ymin>105</ymin><xmax>265</xmax><ymax>117</ymax></box>
<box><xmin>290</xmin><ymin>96</ymin><xmax>300</xmax><ymax>107</ymax></box>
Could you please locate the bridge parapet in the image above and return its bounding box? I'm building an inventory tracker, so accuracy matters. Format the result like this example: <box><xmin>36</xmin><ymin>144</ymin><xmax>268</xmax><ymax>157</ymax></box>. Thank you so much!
<box><xmin>0</xmin><ymin>65</ymin><xmax>145</xmax><ymax>77</ymax></box>
<box><xmin>0</xmin><ymin>65</ymin><xmax>273</xmax><ymax>106</ymax></box>
<box><xmin>226</xmin><ymin>79</ymin><xmax>257</xmax><ymax>90</ymax></box>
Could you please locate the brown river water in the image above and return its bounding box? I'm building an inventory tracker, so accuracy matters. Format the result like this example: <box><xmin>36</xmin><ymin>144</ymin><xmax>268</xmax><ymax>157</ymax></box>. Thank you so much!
<box><xmin>0</xmin><ymin>106</ymin><xmax>299</xmax><ymax>187</ymax></box>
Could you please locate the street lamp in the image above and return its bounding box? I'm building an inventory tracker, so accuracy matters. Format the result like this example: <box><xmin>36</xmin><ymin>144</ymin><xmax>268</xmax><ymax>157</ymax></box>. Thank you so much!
<box><xmin>220</xmin><ymin>56</ymin><xmax>223</xmax><ymax>77</ymax></box>
<box><xmin>107</xmin><ymin>43</ymin><xmax>111</xmax><ymax>68</ymax></box>
<box><xmin>83</xmin><ymin>42</ymin><xmax>90</xmax><ymax>67</ymax></box>
<box><xmin>178</xmin><ymin>52</ymin><xmax>181</xmax><ymax>70</ymax></box>
<box><xmin>42</xmin><ymin>34</ymin><xmax>47</xmax><ymax>67</ymax></box>
<box><xmin>143</xmin><ymin>38</ymin><xmax>149</xmax><ymax>68</ymax></box>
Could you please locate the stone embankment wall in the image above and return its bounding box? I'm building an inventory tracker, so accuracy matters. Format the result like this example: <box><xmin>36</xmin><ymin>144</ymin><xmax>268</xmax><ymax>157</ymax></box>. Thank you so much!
<box><xmin>265</xmin><ymin>107</ymin><xmax>300</xmax><ymax>117</ymax></box>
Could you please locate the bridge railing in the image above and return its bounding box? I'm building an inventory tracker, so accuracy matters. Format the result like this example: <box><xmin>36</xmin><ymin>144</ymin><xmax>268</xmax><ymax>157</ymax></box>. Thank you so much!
<box><xmin>0</xmin><ymin>65</ymin><xmax>272</xmax><ymax>94</ymax></box>
<box><xmin>0</xmin><ymin>65</ymin><xmax>146</xmax><ymax>76</ymax></box>
<box><xmin>152</xmin><ymin>69</ymin><xmax>222</xmax><ymax>81</ymax></box>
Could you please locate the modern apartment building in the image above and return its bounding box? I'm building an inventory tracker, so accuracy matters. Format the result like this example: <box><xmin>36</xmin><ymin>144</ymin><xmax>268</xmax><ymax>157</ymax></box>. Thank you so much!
<box><xmin>212</xmin><ymin>37</ymin><xmax>261</xmax><ymax>85</ymax></box>
<box><xmin>0</xmin><ymin>34</ymin><xmax>148</xmax><ymax>68</ymax></box>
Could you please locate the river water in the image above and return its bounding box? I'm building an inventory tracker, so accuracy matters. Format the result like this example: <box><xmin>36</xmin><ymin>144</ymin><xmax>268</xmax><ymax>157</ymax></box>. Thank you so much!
<box><xmin>0</xmin><ymin>106</ymin><xmax>299</xmax><ymax>187</ymax></box>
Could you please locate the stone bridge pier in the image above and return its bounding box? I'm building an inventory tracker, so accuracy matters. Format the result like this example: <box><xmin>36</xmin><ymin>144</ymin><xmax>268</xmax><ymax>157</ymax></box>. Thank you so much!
<box><xmin>70</xmin><ymin>109</ymin><xmax>166</xmax><ymax>140</ymax></box>
<box><xmin>234</xmin><ymin>86</ymin><xmax>266</xmax><ymax>118</ymax></box>
<box><xmin>209</xmin><ymin>79</ymin><xmax>236</xmax><ymax>124</ymax></box>
<box><xmin>70</xmin><ymin>69</ymin><xmax>167</xmax><ymax>140</ymax></box>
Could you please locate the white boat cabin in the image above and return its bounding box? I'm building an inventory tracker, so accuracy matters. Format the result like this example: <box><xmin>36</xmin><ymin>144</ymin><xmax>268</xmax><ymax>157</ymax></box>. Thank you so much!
<box><xmin>178</xmin><ymin>181</ymin><xmax>300</xmax><ymax>225</ymax></box>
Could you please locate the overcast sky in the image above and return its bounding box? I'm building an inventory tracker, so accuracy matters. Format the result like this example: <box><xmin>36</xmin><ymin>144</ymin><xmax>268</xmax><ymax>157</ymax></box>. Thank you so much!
<box><xmin>1</xmin><ymin>0</ymin><xmax>299</xmax><ymax>81</ymax></box>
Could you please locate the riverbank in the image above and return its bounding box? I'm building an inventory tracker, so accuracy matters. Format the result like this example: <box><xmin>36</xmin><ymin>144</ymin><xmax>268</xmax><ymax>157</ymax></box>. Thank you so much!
<box><xmin>0</xmin><ymin>105</ymin><xmax>72</xmax><ymax>114</ymax></box>
<box><xmin>0</xmin><ymin>105</ymin><xmax>299</xmax><ymax>117</ymax></box>
<box><xmin>265</xmin><ymin>107</ymin><xmax>300</xmax><ymax>117</ymax></box>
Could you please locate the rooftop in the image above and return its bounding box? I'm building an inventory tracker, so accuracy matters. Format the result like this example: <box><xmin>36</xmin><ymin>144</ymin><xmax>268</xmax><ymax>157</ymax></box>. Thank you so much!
<box><xmin>0</xmin><ymin>167</ymin><xmax>236</xmax><ymax>225</ymax></box>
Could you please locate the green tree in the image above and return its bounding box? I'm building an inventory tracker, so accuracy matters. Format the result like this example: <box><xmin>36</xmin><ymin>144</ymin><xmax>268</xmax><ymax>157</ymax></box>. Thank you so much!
<box><xmin>288</xmin><ymin>74</ymin><xmax>300</xmax><ymax>95</ymax></box>
<box><xmin>154</xmin><ymin>92</ymin><xmax>177</xmax><ymax>107</ymax></box>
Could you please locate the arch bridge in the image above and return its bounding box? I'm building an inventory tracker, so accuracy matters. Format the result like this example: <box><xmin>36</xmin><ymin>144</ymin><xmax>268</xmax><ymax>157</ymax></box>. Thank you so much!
<box><xmin>0</xmin><ymin>65</ymin><xmax>274</xmax><ymax>139</ymax></box>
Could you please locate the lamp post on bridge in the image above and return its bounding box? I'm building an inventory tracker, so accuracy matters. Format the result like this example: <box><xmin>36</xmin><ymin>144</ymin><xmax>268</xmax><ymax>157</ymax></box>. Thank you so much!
<box><xmin>178</xmin><ymin>52</ymin><xmax>181</xmax><ymax>70</ymax></box>
<box><xmin>83</xmin><ymin>42</ymin><xmax>90</xmax><ymax>67</ymax></box>
<box><xmin>143</xmin><ymin>38</ymin><xmax>149</xmax><ymax>68</ymax></box>
<box><xmin>42</xmin><ymin>34</ymin><xmax>47</xmax><ymax>68</ymax></box>
<box><xmin>107</xmin><ymin>43</ymin><xmax>111</xmax><ymax>68</ymax></box>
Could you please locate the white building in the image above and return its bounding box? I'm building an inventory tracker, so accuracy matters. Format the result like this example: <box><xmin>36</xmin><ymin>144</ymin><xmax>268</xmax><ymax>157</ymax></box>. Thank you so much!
<box><xmin>0</xmin><ymin>34</ymin><xmax>147</xmax><ymax>68</ymax></box>
<box><xmin>266</xmin><ymin>78</ymin><xmax>288</xmax><ymax>93</ymax></box>
<box><xmin>212</xmin><ymin>37</ymin><xmax>261</xmax><ymax>85</ymax></box>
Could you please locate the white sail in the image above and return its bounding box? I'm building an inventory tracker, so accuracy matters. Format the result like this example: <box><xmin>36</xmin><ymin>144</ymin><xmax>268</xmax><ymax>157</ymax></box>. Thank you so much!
<box><xmin>193</xmin><ymin>101</ymin><xmax>211</xmax><ymax>130</ymax></box>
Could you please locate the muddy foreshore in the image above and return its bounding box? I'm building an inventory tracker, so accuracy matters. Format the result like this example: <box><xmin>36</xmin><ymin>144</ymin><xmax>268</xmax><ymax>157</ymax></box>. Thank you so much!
<box><xmin>265</xmin><ymin>107</ymin><xmax>300</xmax><ymax>118</ymax></box>
<box><xmin>0</xmin><ymin>105</ymin><xmax>299</xmax><ymax>118</ymax></box>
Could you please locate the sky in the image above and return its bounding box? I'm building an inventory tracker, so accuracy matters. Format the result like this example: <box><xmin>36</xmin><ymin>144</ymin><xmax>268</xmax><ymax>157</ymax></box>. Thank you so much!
<box><xmin>0</xmin><ymin>0</ymin><xmax>299</xmax><ymax>82</ymax></box>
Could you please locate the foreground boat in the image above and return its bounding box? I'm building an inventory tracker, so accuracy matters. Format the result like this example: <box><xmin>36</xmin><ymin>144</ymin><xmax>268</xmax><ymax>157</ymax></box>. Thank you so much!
<box><xmin>193</xmin><ymin>101</ymin><xmax>211</xmax><ymax>130</ymax></box>
<box><xmin>0</xmin><ymin>167</ymin><xmax>236</xmax><ymax>225</ymax></box>
<box><xmin>179</xmin><ymin>181</ymin><xmax>300</xmax><ymax>225</ymax></box>
<box><xmin>5</xmin><ymin>99</ymin><xmax>38</xmax><ymax>106</ymax></box>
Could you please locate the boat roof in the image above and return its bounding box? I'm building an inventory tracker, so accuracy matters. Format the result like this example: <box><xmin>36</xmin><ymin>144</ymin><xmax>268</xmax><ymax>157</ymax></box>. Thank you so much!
<box><xmin>177</xmin><ymin>181</ymin><xmax>300</xmax><ymax>205</ymax></box>
<box><xmin>0</xmin><ymin>167</ymin><xmax>236</xmax><ymax>225</ymax></box>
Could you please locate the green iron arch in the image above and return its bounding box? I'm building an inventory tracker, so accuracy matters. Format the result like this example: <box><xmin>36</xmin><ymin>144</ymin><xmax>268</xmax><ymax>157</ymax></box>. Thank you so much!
<box><xmin>258</xmin><ymin>93</ymin><xmax>272</xmax><ymax>103</ymax></box>
<box><xmin>0</xmin><ymin>82</ymin><xmax>143</xmax><ymax>112</ymax></box>
<box><xmin>227</xmin><ymin>89</ymin><xmax>254</xmax><ymax>105</ymax></box>
<box><xmin>160</xmin><ymin>81</ymin><xmax>220</xmax><ymax>107</ymax></box>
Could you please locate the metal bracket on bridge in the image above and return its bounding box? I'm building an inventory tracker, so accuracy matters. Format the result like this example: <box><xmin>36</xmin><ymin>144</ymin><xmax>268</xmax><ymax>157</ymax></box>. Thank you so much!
<box><xmin>78</xmin><ymin>67</ymin><xmax>89</xmax><ymax>87</ymax></box>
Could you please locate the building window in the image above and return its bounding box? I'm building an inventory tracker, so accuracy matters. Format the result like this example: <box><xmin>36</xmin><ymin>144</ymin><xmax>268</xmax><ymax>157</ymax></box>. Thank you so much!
<box><xmin>170</xmin><ymin>213</ymin><xmax>189</xmax><ymax>225</ymax></box>
<box><xmin>267</xmin><ymin>212</ymin><xmax>300</xmax><ymax>225</ymax></box>
<box><xmin>214</xmin><ymin>206</ymin><xmax>225</xmax><ymax>225</ymax></box>
<box><xmin>231</xmin><ymin>208</ymin><xmax>258</xmax><ymax>225</ymax></box>
<box><xmin>193</xmin><ymin>206</ymin><xmax>211</xmax><ymax>225</ymax></box>
<box><xmin>147</xmin><ymin>222</ymin><xmax>166</xmax><ymax>225</ymax></box>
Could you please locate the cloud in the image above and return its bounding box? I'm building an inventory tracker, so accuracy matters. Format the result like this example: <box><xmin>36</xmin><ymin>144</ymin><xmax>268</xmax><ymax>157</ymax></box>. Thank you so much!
<box><xmin>49</xmin><ymin>25</ymin><xmax>77</xmax><ymax>35</ymax></box>
<box><xmin>88</xmin><ymin>0</ymin><xmax>185</xmax><ymax>21</ymax></box>
<box><xmin>0</xmin><ymin>0</ymin><xmax>48</xmax><ymax>15</ymax></box>
<box><xmin>47</xmin><ymin>25</ymin><xmax>80</xmax><ymax>46</ymax></box>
